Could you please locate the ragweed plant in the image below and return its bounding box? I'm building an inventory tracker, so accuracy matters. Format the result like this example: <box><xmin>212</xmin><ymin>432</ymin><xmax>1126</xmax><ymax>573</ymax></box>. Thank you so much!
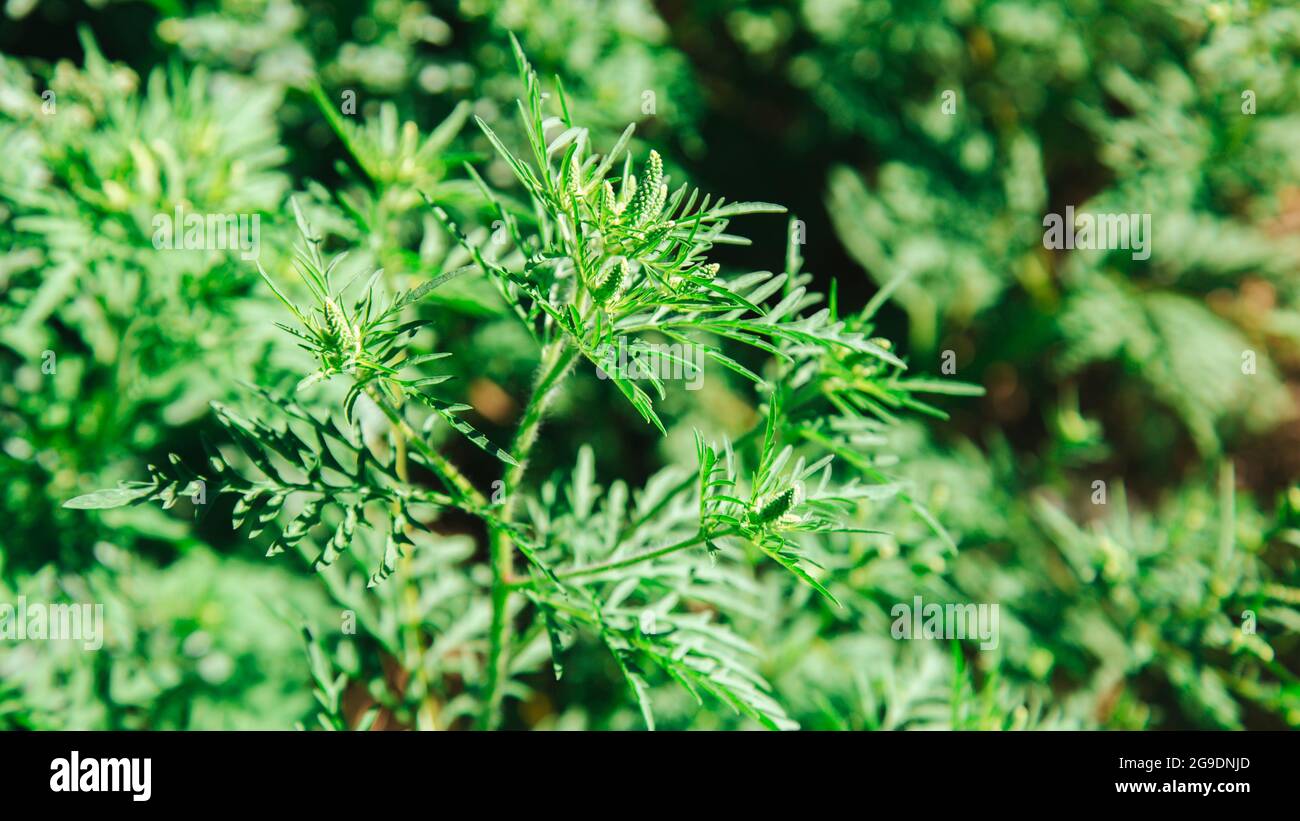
<box><xmin>9</xmin><ymin>2</ymin><xmax>1297</xmax><ymax>734</ymax></box>
<box><xmin>66</xmin><ymin>39</ymin><xmax>975</xmax><ymax>730</ymax></box>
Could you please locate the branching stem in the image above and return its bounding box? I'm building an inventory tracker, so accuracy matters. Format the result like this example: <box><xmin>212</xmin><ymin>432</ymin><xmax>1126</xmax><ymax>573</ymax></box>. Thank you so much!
<box><xmin>364</xmin><ymin>385</ymin><xmax>485</xmax><ymax>507</ymax></box>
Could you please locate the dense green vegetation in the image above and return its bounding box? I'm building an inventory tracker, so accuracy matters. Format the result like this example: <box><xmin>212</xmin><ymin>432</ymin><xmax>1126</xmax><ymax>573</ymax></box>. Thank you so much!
<box><xmin>2</xmin><ymin>1</ymin><xmax>1298</xmax><ymax>730</ymax></box>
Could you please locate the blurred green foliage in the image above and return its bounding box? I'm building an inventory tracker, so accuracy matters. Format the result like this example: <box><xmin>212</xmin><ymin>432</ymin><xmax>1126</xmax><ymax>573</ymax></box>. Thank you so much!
<box><xmin>1</xmin><ymin>0</ymin><xmax>1298</xmax><ymax>729</ymax></box>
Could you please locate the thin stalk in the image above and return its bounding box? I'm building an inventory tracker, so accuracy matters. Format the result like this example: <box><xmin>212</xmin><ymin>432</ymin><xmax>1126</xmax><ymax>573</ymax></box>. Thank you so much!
<box><xmin>391</xmin><ymin>423</ymin><xmax>440</xmax><ymax>729</ymax></box>
<box><xmin>481</xmin><ymin>337</ymin><xmax>577</xmax><ymax>728</ymax></box>
<box><xmin>365</xmin><ymin>383</ymin><xmax>493</xmax><ymax>729</ymax></box>
<box><xmin>507</xmin><ymin>530</ymin><xmax>724</xmax><ymax>590</ymax></box>
<box><xmin>364</xmin><ymin>385</ymin><xmax>485</xmax><ymax>507</ymax></box>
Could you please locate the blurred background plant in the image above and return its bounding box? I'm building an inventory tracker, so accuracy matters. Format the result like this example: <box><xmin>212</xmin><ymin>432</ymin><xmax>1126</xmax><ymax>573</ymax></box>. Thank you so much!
<box><xmin>1</xmin><ymin>0</ymin><xmax>1298</xmax><ymax>729</ymax></box>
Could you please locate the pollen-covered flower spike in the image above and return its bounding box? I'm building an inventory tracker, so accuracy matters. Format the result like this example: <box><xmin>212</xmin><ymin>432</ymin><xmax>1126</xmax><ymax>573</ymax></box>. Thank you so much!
<box><xmin>626</xmin><ymin>150</ymin><xmax>666</xmax><ymax>227</ymax></box>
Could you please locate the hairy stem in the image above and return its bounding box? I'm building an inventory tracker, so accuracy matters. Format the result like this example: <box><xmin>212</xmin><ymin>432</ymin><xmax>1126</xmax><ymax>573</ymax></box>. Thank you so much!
<box><xmin>481</xmin><ymin>337</ymin><xmax>577</xmax><ymax>728</ymax></box>
<box><xmin>502</xmin><ymin>339</ymin><xmax>579</xmax><ymax>518</ymax></box>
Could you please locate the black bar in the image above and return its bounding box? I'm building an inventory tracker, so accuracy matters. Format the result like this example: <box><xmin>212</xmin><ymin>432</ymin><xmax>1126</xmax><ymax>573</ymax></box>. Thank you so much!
<box><xmin>3</xmin><ymin>730</ymin><xmax>1287</xmax><ymax>807</ymax></box>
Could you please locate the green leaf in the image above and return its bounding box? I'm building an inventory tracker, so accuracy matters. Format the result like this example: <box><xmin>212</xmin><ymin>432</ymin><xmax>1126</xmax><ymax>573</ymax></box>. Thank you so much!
<box><xmin>63</xmin><ymin>484</ymin><xmax>157</xmax><ymax>510</ymax></box>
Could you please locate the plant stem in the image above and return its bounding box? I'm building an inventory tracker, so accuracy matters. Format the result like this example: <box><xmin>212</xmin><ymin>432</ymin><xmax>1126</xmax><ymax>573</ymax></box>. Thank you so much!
<box><xmin>508</xmin><ymin>530</ymin><xmax>726</xmax><ymax>589</ymax></box>
<box><xmin>501</xmin><ymin>339</ymin><xmax>579</xmax><ymax>519</ymax></box>
<box><xmin>481</xmin><ymin>337</ymin><xmax>576</xmax><ymax>728</ymax></box>
<box><xmin>365</xmin><ymin>383</ymin><xmax>492</xmax><ymax>728</ymax></box>
<box><xmin>364</xmin><ymin>385</ymin><xmax>485</xmax><ymax>507</ymax></box>
<box><xmin>389</xmin><ymin>422</ymin><xmax>440</xmax><ymax>729</ymax></box>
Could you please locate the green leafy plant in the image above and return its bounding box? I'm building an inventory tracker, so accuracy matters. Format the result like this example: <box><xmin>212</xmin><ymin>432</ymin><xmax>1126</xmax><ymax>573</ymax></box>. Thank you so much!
<box><xmin>64</xmin><ymin>39</ymin><xmax>974</xmax><ymax>730</ymax></box>
<box><xmin>10</xmin><ymin>2</ymin><xmax>1299</xmax><ymax>732</ymax></box>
